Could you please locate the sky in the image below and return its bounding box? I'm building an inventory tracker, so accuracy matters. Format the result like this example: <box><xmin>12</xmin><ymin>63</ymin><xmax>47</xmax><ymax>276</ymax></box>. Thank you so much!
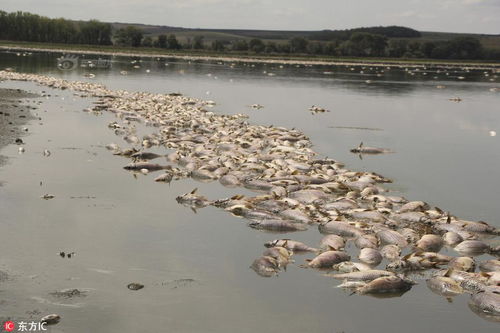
<box><xmin>1</xmin><ymin>0</ymin><xmax>500</xmax><ymax>34</ymax></box>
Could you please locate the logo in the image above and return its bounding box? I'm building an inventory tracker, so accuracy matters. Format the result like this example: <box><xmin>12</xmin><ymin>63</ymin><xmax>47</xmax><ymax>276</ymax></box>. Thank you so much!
<box><xmin>57</xmin><ymin>54</ymin><xmax>79</xmax><ymax>70</ymax></box>
<box><xmin>3</xmin><ymin>321</ymin><xmax>15</xmax><ymax>332</ymax></box>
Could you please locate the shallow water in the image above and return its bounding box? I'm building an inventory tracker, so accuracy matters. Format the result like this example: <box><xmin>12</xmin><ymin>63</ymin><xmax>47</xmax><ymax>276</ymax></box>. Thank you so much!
<box><xmin>0</xmin><ymin>50</ymin><xmax>499</xmax><ymax>332</ymax></box>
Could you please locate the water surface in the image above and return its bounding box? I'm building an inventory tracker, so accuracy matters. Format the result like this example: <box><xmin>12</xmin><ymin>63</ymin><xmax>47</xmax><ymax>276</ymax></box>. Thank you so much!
<box><xmin>0</xmin><ymin>50</ymin><xmax>499</xmax><ymax>332</ymax></box>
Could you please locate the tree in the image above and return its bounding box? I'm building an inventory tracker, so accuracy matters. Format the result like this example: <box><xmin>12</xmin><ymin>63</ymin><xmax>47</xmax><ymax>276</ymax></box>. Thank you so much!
<box><xmin>193</xmin><ymin>35</ymin><xmax>204</xmax><ymax>49</ymax></box>
<box><xmin>167</xmin><ymin>34</ymin><xmax>181</xmax><ymax>49</ymax></box>
<box><xmin>289</xmin><ymin>37</ymin><xmax>309</xmax><ymax>53</ymax></box>
<box><xmin>114</xmin><ymin>26</ymin><xmax>143</xmax><ymax>47</ymax></box>
<box><xmin>232</xmin><ymin>39</ymin><xmax>249</xmax><ymax>51</ymax></box>
<box><xmin>157</xmin><ymin>34</ymin><xmax>167</xmax><ymax>48</ymax></box>
<box><xmin>248</xmin><ymin>38</ymin><xmax>265</xmax><ymax>53</ymax></box>
<box><xmin>211</xmin><ymin>40</ymin><xmax>225</xmax><ymax>51</ymax></box>
<box><xmin>142</xmin><ymin>36</ymin><xmax>153</xmax><ymax>47</ymax></box>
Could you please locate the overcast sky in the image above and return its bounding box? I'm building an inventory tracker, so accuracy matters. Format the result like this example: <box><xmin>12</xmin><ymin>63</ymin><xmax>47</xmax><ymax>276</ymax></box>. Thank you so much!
<box><xmin>1</xmin><ymin>0</ymin><xmax>499</xmax><ymax>34</ymax></box>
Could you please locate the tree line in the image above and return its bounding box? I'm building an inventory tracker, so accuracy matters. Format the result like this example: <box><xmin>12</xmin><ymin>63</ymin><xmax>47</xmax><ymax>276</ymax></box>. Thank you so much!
<box><xmin>0</xmin><ymin>11</ymin><xmax>112</xmax><ymax>44</ymax></box>
<box><xmin>1</xmin><ymin>11</ymin><xmax>498</xmax><ymax>60</ymax></box>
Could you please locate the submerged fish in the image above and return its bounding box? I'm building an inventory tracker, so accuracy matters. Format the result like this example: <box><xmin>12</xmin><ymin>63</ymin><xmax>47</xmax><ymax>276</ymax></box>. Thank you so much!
<box><xmin>426</xmin><ymin>276</ymin><xmax>464</xmax><ymax>297</ymax></box>
<box><xmin>305</xmin><ymin>251</ymin><xmax>351</xmax><ymax>269</ymax></box>
<box><xmin>250</xmin><ymin>256</ymin><xmax>280</xmax><ymax>277</ymax></box>
<box><xmin>356</xmin><ymin>275</ymin><xmax>415</xmax><ymax>295</ymax></box>
<box><xmin>350</xmin><ymin>142</ymin><xmax>392</xmax><ymax>154</ymax></box>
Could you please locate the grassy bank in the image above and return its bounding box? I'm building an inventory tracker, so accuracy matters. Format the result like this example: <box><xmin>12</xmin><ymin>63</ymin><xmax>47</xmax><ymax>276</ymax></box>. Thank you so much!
<box><xmin>1</xmin><ymin>40</ymin><xmax>500</xmax><ymax>68</ymax></box>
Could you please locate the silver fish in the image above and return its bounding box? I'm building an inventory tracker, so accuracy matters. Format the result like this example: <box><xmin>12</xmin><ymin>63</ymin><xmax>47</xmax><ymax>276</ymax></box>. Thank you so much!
<box><xmin>455</xmin><ymin>240</ymin><xmax>490</xmax><ymax>255</ymax></box>
<box><xmin>358</xmin><ymin>248</ymin><xmax>383</xmax><ymax>266</ymax></box>
<box><xmin>426</xmin><ymin>276</ymin><xmax>464</xmax><ymax>297</ymax></box>
<box><xmin>479</xmin><ymin>260</ymin><xmax>500</xmax><ymax>273</ymax></box>
<box><xmin>329</xmin><ymin>270</ymin><xmax>395</xmax><ymax>281</ymax></box>
<box><xmin>319</xmin><ymin>234</ymin><xmax>346</xmax><ymax>251</ymax></box>
<box><xmin>319</xmin><ymin>221</ymin><xmax>364</xmax><ymax>238</ymax></box>
<box><xmin>249</xmin><ymin>220</ymin><xmax>308</xmax><ymax>232</ymax></box>
<box><xmin>416</xmin><ymin>234</ymin><xmax>444</xmax><ymax>252</ymax></box>
<box><xmin>265</xmin><ymin>239</ymin><xmax>318</xmax><ymax>252</ymax></box>
<box><xmin>356</xmin><ymin>275</ymin><xmax>415</xmax><ymax>295</ymax></box>
<box><xmin>306</xmin><ymin>251</ymin><xmax>351</xmax><ymax>269</ymax></box>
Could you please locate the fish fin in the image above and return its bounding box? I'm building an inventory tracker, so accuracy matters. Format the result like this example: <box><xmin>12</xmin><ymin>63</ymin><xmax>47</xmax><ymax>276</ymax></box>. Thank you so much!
<box><xmin>327</xmin><ymin>245</ymin><xmax>337</xmax><ymax>251</ymax></box>
<box><xmin>190</xmin><ymin>188</ymin><xmax>198</xmax><ymax>194</ymax></box>
<box><xmin>402</xmin><ymin>253</ymin><xmax>413</xmax><ymax>260</ymax></box>
<box><xmin>190</xmin><ymin>207</ymin><xmax>197</xmax><ymax>214</ymax></box>
<box><xmin>444</xmin><ymin>268</ymin><xmax>453</xmax><ymax>277</ymax></box>
<box><xmin>446</xmin><ymin>212</ymin><xmax>451</xmax><ymax>224</ymax></box>
<box><xmin>283</xmin><ymin>240</ymin><xmax>289</xmax><ymax>248</ymax></box>
<box><xmin>480</xmin><ymin>272</ymin><xmax>492</xmax><ymax>278</ymax></box>
<box><xmin>446</xmin><ymin>297</ymin><xmax>453</xmax><ymax>303</ymax></box>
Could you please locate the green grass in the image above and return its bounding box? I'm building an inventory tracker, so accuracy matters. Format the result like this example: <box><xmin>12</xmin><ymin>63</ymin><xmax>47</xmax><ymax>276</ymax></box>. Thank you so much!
<box><xmin>1</xmin><ymin>40</ymin><xmax>499</xmax><ymax>67</ymax></box>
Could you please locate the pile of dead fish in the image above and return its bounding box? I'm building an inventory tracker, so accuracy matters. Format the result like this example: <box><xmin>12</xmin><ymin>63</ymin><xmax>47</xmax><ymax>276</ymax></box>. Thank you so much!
<box><xmin>1</xmin><ymin>70</ymin><xmax>499</xmax><ymax>320</ymax></box>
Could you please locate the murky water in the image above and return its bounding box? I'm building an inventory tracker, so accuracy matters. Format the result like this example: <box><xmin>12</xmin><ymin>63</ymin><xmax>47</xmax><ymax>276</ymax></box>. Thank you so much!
<box><xmin>0</xmin><ymin>50</ymin><xmax>499</xmax><ymax>332</ymax></box>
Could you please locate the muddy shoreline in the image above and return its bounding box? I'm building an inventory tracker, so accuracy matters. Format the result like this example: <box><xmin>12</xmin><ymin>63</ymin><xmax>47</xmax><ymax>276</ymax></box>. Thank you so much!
<box><xmin>0</xmin><ymin>87</ymin><xmax>38</xmax><ymax>169</ymax></box>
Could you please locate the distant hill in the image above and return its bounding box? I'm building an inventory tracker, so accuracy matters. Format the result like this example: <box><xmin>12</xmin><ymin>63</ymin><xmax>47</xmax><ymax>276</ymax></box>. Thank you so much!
<box><xmin>108</xmin><ymin>22</ymin><xmax>500</xmax><ymax>50</ymax></box>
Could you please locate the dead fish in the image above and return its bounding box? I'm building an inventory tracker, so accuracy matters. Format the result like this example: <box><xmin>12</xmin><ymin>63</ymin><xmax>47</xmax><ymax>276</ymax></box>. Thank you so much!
<box><xmin>443</xmin><ymin>232</ymin><xmax>463</xmax><ymax>246</ymax></box>
<box><xmin>332</xmin><ymin>262</ymin><xmax>361</xmax><ymax>273</ymax></box>
<box><xmin>416</xmin><ymin>234</ymin><xmax>444</xmax><ymax>252</ymax></box>
<box><xmin>127</xmin><ymin>283</ymin><xmax>144</xmax><ymax>290</ymax></box>
<box><xmin>124</xmin><ymin>162</ymin><xmax>166</xmax><ymax>171</ymax></box>
<box><xmin>479</xmin><ymin>260</ymin><xmax>500</xmax><ymax>272</ymax></box>
<box><xmin>250</xmin><ymin>256</ymin><xmax>279</xmax><ymax>277</ymax></box>
<box><xmin>328</xmin><ymin>270</ymin><xmax>395</xmax><ymax>281</ymax></box>
<box><xmin>190</xmin><ymin>169</ymin><xmax>216</xmax><ymax>181</ymax></box>
<box><xmin>358</xmin><ymin>248</ymin><xmax>383</xmax><ymax>266</ymax></box>
<box><xmin>426</xmin><ymin>276</ymin><xmax>464</xmax><ymax>297</ymax></box>
<box><xmin>337</xmin><ymin>280</ymin><xmax>367</xmax><ymax>289</ymax></box>
<box><xmin>444</xmin><ymin>269</ymin><xmax>490</xmax><ymax>293</ymax></box>
<box><xmin>175</xmin><ymin>188</ymin><xmax>211</xmax><ymax>208</ymax></box>
<box><xmin>264</xmin><ymin>239</ymin><xmax>318</xmax><ymax>252</ymax></box>
<box><xmin>262</xmin><ymin>247</ymin><xmax>293</xmax><ymax>267</ymax></box>
<box><xmin>397</xmin><ymin>201</ymin><xmax>430</xmax><ymax>213</ymax></box>
<box><xmin>354</xmin><ymin>234</ymin><xmax>379</xmax><ymax>249</ymax></box>
<box><xmin>356</xmin><ymin>275</ymin><xmax>415</xmax><ymax>295</ymax></box>
<box><xmin>401</xmin><ymin>228</ymin><xmax>420</xmax><ymax>244</ymax></box>
<box><xmin>249</xmin><ymin>219</ymin><xmax>308</xmax><ymax>232</ymax></box>
<box><xmin>279</xmin><ymin>209</ymin><xmax>311</xmax><ymax>224</ymax></box>
<box><xmin>319</xmin><ymin>221</ymin><xmax>364</xmax><ymax>238</ymax></box>
<box><xmin>376</xmin><ymin>229</ymin><xmax>408</xmax><ymax>248</ymax></box>
<box><xmin>243</xmin><ymin>179</ymin><xmax>274</xmax><ymax>192</ymax></box>
<box><xmin>460</xmin><ymin>220</ymin><xmax>499</xmax><ymax>235</ymax></box>
<box><xmin>449</xmin><ymin>257</ymin><xmax>476</xmax><ymax>272</ymax></box>
<box><xmin>154</xmin><ymin>173</ymin><xmax>173</xmax><ymax>183</ymax></box>
<box><xmin>386</xmin><ymin>257</ymin><xmax>439</xmax><ymax>272</ymax></box>
<box><xmin>40</xmin><ymin>314</ymin><xmax>61</xmax><ymax>325</ymax></box>
<box><xmin>289</xmin><ymin>190</ymin><xmax>330</xmax><ymax>204</ymax></box>
<box><xmin>219</xmin><ymin>174</ymin><xmax>240</xmax><ymax>187</ymax></box>
<box><xmin>469</xmin><ymin>291</ymin><xmax>500</xmax><ymax>316</ymax></box>
<box><xmin>305</xmin><ymin>251</ymin><xmax>351</xmax><ymax>269</ymax></box>
<box><xmin>347</xmin><ymin>210</ymin><xmax>387</xmax><ymax>223</ymax></box>
<box><xmin>105</xmin><ymin>143</ymin><xmax>120</xmax><ymax>150</ymax></box>
<box><xmin>350</xmin><ymin>142</ymin><xmax>391</xmax><ymax>154</ymax></box>
<box><xmin>130</xmin><ymin>151</ymin><xmax>163</xmax><ymax>160</ymax></box>
<box><xmin>319</xmin><ymin>234</ymin><xmax>346</xmax><ymax>251</ymax></box>
<box><xmin>380</xmin><ymin>244</ymin><xmax>401</xmax><ymax>262</ymax></box>
<box><xmin>454</xmin><ymin>240</ymin><xmax>490</xmax><ymax>255</ymax></box>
